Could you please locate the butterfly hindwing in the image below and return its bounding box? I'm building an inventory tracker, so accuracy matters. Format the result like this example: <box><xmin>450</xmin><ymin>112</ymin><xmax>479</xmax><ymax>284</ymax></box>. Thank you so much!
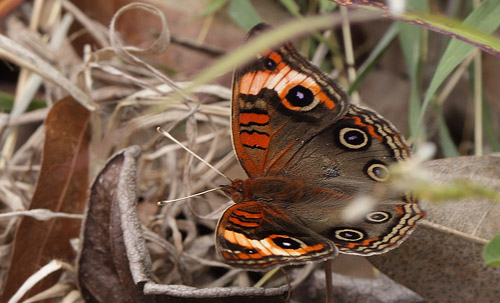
<box><xmin>325</xmin><ymin>202</ymin><xmax>423</xmax><ymax>255</ymax></box>
<box><xmin>216</xmin><ymin>202</ymin><xmax>338</xmax><ymax>270</ymax></box>
<box><xmin>275</xmin><ymin>104</ymin><xmax>424</xmax><ymax>255</ymax></box>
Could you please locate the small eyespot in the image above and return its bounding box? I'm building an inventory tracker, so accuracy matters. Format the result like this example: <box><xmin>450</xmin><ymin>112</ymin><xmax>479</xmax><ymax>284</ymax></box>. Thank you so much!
<box><xmin>285</xmin><ymin>85</ymin><xmax>314</xmax><ymax>108</ymax></box>
<box><xmin>264</xmin><ymin>58</ymin><xmax>277</xmax><ymax>70</ymax></box>
<box><xmin>338</xmin><ymin>127</ymin><xmax>369</xmax><ymax>150</ymax></box>
<box><xmin>245</xmin><ymin>248</ymin><xmax>257</xmax><ymax>254</ymax></box>
<box><xmin>364</xmin><ymin>160</ymin><xmax>389</xmax><ymax>181</ymax></box>
<box><xmin>271</xmin><ymin>236</ymin><xmax>302</xmax><ymax>249</ymax></box>
<box><xmin>332</xmin><ymin>228</ymin><xmax>366</xmax><ymax>242</ymax></box>
<box><xmin>365</xmin><ymin>211</ymin><xmax>391</xmax><ymax>223</ymax></box>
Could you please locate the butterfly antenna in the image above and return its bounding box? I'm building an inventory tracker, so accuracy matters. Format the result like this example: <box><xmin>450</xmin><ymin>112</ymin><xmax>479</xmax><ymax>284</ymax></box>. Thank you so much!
<box><xmin>157</xmin><ymin>127</ymin><xmax>233</xmax><ymax>183</ymax></box>
<box><xmin>157</xmin><ymin>187</ymin><xmax>222</xmax><ymax>205</ymax></box>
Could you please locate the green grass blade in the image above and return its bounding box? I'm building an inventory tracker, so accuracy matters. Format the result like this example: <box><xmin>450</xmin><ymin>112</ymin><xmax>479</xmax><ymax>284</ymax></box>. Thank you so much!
<box><xmin>0</xmin><ymin>91</ymin><xmax>46</xmax><ymax>112</ymax></box>
<box><xmin>415</xmin><ymin>0</ymin><xmax>500</xmax><ymax>142</ymax></box>
<box><xmin>435</xmin><ymin>104</ymin><xmax>459</xmax><ymax>157</ymax></box>
<box><xmin>349</xmin><ymin>23</ymin><xmax>399</xmax><ymax>94</ymax></box>
<box><xmin>279</xmin><ymin>0</ymin><xmax>301</xmax><ymax>17</ymax></box>
<box><xmin>482</xmin><ymin>93</ymin><xmax>500</xmax><ymax>152</ymax></box>
<box><xmin>319</xmin><ymin>0</ymin><xmax>337</xmax><ymax>13</ymax></box>
<box><xmin>197</xmin><ymin>0</ymin><xmax>229</xmax><ymax>17</ymax></box>
<box><xmin>228</xmin><ymin>0</ymin><xmax>262</xmax><ymax>30</ymax></box>
<box><xmin>333</xmin><ymin>0</ymin><xmax>500</xmax><ymax>55</ymax></box>
<box><xmin>398</xmin><ymin>0</ymin><xmax>428</xmax><ymax>141</ymax></box>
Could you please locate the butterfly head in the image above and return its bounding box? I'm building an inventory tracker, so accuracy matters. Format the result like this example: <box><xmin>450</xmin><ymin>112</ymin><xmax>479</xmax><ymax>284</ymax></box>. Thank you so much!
<box><xmin>221</xmin><ymin>179</ymin><xmax>245</xmax><ymax>203</ymax></box>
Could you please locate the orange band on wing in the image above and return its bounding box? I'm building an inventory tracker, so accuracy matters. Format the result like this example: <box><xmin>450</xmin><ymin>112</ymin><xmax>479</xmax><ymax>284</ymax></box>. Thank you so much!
<box><xmin>268</xmin><ymin>52</ymin><xmax>282</xmax><ymax>64</ymax></box>
<box><xmin>233</xmin><ymin>209</ymin><xmax>263</xmax><ymax>219</ymax></box>
<box><xmin>240</xmin><ymin>132</ymin><xmax>270</xmax><ymax>149</ymax></box>
<box><xmin>343</xmin><ymin>237</ymin><xmax>379</xmax><ymax>249</ymax></box>
<box><xmin>301</xmin><ymin>78</ymin><xmax>336</xmax><ymax>109</ymax></box>
<box><xmin>239</xmin><ymin>113</ymin><xmax>270</xmax><ymax>125</ymax></box>
<box><xmin>228</xmin><ymin>217</ymin><xmax>260</xmax><ymax>228</ymax></box>
<box><xmin>350</xmin><ymin>116</ymin><xmax>383</xmax><ymax>140</ymax></box>
<box><xmin>303</xmin><ymin>243</ymin><xmax>325</xmax><ymax>252</ymax></box>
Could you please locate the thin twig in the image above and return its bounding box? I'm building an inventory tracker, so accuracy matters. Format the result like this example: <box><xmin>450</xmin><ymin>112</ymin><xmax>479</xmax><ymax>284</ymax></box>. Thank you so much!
<box><xmin>324</xmin><ymin>259</ymin><xmax>334</xmax><ymax>303</ymax></box>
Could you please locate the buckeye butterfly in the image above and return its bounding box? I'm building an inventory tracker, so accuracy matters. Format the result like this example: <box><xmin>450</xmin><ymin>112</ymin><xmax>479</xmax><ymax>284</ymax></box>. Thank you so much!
<box><xmin>215</xmin><ymin>23</ymin><xmax>423</xmax><ymax>270</ymax></box>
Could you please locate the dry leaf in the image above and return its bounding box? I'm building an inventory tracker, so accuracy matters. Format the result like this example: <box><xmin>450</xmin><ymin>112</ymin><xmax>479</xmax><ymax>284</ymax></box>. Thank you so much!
<box><xmin>291</xmin><ymin>269</ymin><xmax>424</xmax><ymax>303</ymax></box>
<box><xmin>1</xmin><ymin>96</ymin><xmax>90</xmax><ymax>302</ymax></box>
<box><xmin>369</xmin><ymin>155</ymin><xmax>500</xmax><ymax>303</ymax></box>
<box><xmin>77</xmin><ymin>146</ymin><xmax>154</xmax><ymax>303</ymax></box>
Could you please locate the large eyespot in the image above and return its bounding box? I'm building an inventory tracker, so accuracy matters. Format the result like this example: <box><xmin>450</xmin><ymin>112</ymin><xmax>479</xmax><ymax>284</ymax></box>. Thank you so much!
<box><xmin>271</xmin><ymin>236</ymin><xmax>302</xmax><ymax>249</ymax></box>
<box><xmin>264</xmin><ymin>58</ymin><xmax>277</xmax><ymax>70</ymax></box>
<box><xmin>338</xmin><ymin>127</ymin><xmax>370</xmax><ymax>150</ymax></box>
<box><xmin>332</xmin><ymin>228</ymin><xmax>366</xmax><ymax>242</ymax></box>
<box><xmin>364</xmin><ymin>211</ymin><xmax>391</xmax><ymax>224</ymax></box>
<box><xmin>285</xmin><ymin>85</ymin><xmax>314</xmax><ymax>108</ymax></box>
<box><xmin>364</xmin><ymin>160</ymin><xmax>389</xmax><ymax>181</ymax></box>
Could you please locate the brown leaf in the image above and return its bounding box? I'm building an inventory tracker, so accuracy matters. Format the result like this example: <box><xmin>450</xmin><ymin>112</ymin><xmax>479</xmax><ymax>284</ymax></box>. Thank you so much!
<box><xmin>1</xmin><ymin>96</ymin><xmax>90</xmax><ymax>302</ymax></box>
<box><xmin>77</xmin><ymin>146</ymin><xmax>155</xmax><ymax>303</ymax></box>
<box><xmin>78</xmin><ymin>146</ymin><xmax>287</xmax><ymax>303</ymax></box>
<box><xmin>369</xmin><ymin>155</ymin><xmax>500</xmax><ymax>303</ymax></box>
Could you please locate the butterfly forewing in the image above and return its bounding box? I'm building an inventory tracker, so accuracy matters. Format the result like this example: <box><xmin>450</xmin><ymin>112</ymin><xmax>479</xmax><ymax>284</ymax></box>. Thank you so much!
<box><xmin>231</xmin><ymin>24</ymin><xmax>349</xmax><ymax>177</ymax></box>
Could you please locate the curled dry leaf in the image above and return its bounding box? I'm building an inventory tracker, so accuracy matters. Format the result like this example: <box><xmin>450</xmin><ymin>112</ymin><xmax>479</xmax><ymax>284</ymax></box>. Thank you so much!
<box><xmin>78</xmin><ymin>146</ymin><xmax>287</xmax><ymax>303</ymax></box>
<box><xmin>1</xmin><ymin>96</ymin><xmax>90</xmax><ymax>302</ymax></box>
<box><xmin>369</xmin><ymin>156</ymin><xmax>500</xmax><ymax>303</ymax></box>
<box><xmin>78</xmin><ymin>145</ymin><xmax>156</xmax><ymax>303</ymax></box>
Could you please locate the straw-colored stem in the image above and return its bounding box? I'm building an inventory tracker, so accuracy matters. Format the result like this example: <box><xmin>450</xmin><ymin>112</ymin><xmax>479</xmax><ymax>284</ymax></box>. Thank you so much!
<box><xmin>340</xmin><ymin>6</ymin><xmax>359</xmax><ymax>104</ymax></box>
<box><xmin>473</xmin><ymin>0</ymin><xmax>483</xmax><ymax>156</ymax></box>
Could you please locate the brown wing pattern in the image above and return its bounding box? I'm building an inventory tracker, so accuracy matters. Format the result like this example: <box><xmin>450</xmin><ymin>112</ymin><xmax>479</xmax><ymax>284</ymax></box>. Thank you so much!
<box><xmin>231</xmin><ymin>24</ymin><xmax>349</xmax><ymax>177</ymax></box>
<box><xmin>276</xmin><ymin>105</ymin><xmax>424</xmax><ymax>255</ymax></box>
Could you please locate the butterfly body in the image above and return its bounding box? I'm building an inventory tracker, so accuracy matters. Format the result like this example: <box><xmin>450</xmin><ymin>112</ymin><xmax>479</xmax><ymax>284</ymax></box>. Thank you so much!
<box><xmin>216</xmin><ymin>23</ymin><xmax>424</xmax><ymax>270</ymax></box>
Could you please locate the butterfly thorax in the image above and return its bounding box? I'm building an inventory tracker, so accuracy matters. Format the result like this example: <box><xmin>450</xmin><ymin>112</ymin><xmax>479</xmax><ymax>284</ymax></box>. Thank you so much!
<box><xmin>223</xmin><ymin>177</ymin><xmax>307</xmax><ymax>204</ymax></box>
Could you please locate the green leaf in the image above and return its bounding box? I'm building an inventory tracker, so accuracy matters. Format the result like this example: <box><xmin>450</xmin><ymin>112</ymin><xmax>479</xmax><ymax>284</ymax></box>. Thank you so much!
<box><xmin>0</xmin><ymin>91</ymin><xmax>46</xmax><ymax>112</ymax></box>
<box><xmin>319</xmin><ymin>0</ymin><xmax>337</xmax><ymax>13</ymax></box>
<box><xmin>198</xmin><ymin>0</ymin><xmax>229</xmax><ymax>16</ymax></box>
<box><xmin>349</xmin><ymin>23</ymin><xmax>399</xmax><ymax>94</ymax></box>
<box><xmin>482</xmin><ymin>93</ymin><xmax>500</xmax><ymax>152</ymax></box>
<box><xmin>228</xmin><ymin>0</ymin><xmax>262</xmax><ymax>30</ymax></box>
<box><xmin>416</xmin><ymin>0</ymin><xmax>500</xmax><ymax>142</ymax></box>
<box><xmin>398</xmin><ymin>0</ymin><xmax>428</xmax><ymax>142</ymax></box>
<box><xmin>279</xmin><ymin>0</ymin><xmax>300</xmax><ymax>17</ymax></box>
<box><xmin>484</xmin><ymin>233</ymin><xmax>500</xmax><ymax>266</ymax></box>
<box><xmin>435</xmin><ymin>104</ymin><xmax>459</xmax><ymax>157</ymax></box>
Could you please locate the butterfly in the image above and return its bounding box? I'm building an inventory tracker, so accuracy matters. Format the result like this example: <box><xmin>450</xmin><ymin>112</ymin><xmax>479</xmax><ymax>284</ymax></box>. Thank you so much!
<box><xmin>215</xmin><ymin>23</ymin><xmax>424</xmax><ymax>270</ymax></box>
